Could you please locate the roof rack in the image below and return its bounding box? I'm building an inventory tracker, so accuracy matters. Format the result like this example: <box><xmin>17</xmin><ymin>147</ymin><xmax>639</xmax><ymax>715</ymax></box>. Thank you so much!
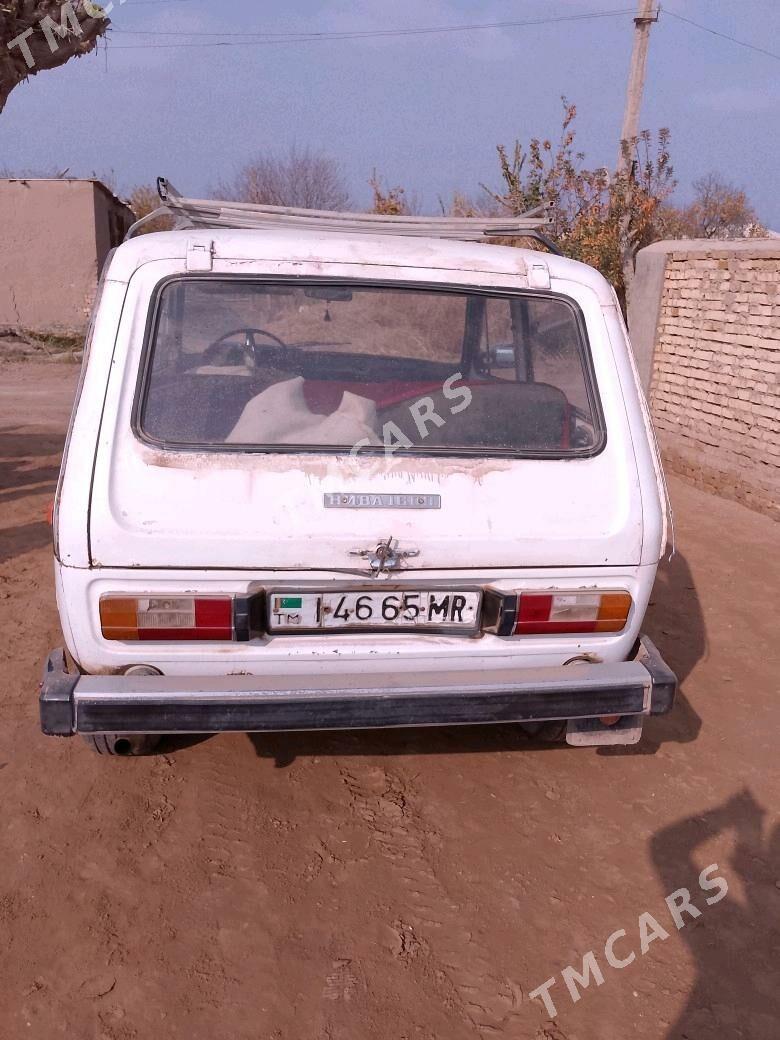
<box><xmin>123</xmin><ymin>177</ymin><xmax>561</xmax><ymax>254</ymax></box>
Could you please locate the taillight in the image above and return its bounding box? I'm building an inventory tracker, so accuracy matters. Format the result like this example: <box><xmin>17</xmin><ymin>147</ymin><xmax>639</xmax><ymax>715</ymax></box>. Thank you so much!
<box><xmin>100</xmin><ymin>596</ymin><xmax>235</xmax><ymax>641</ymax></box>
<box><xmin>513</xmin><ymin>591</ymin><xmax>632</xmax><ymax>635</ymax></box>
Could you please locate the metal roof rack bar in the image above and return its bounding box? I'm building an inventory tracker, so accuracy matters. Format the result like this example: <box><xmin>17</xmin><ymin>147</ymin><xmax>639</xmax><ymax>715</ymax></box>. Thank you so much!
<box><xmin>124</xmin><ymin>178</ymin><xmax>561</xmax><ymax>253</ymax></box>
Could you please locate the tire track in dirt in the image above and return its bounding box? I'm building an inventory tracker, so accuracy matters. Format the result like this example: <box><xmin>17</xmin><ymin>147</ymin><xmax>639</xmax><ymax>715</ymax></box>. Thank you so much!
<box><xmin>190</xmin><ymin>740</ymin><xmax>283</xmax><ymax>1022</ymax></box>
<box><xmin>340</xmin><ymin>763</ymin><xmax>525</xmax><ymax>1037</ymax></box>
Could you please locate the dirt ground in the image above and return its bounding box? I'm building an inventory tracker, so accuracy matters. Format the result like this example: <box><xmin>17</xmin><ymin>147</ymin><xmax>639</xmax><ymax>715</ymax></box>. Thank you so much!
<box><xmin>1</xmin><ymin>360</ymin><xmax>778</xmax><ymax>1040</ymax></box>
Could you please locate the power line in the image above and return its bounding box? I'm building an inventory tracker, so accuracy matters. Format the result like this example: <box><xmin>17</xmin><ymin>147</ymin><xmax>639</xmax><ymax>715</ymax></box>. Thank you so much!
<box><xmin>110</xmin><ymin>9</ymin><xmax>630</xmax><ymax>39</ymax></box>
<box><xmin>107</xmin><ymin>8</ymin><xmax>637</xmax><ymax>49</ymax></box>
<box><xmin>664</xmin><ymin>8</ymin><xmax>780</xmax><ymax>63</ymax></box>
<box><xmin>109</xmin><ymin>5</ymin><xmax>780</xmax><ymax>62</ymax></box>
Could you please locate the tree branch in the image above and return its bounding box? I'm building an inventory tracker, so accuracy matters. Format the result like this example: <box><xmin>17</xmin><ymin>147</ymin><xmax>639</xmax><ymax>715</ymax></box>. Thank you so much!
<box><xmin>0</xmin><ymin>2</ymin><xmax>109</xmax><ymax>113</ymax></box>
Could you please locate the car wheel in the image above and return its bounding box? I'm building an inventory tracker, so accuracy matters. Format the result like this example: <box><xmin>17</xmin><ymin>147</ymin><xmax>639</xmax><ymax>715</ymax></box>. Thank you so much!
<box><xmin>81</xmin><ymin>734</ymin><xmax>161</xmax><ymax>756</ymax></box>
<box><xmin>519</xmin><ymin>721</ymin><xmax>567</xmax><ymax>744</ymax></box>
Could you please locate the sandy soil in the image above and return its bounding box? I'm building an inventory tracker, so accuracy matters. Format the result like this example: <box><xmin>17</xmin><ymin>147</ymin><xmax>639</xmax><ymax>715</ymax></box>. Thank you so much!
<box><xmin>0</xmin><ymin>361</ymin><xmax>778</xmax><ymax>1040</ymax></box>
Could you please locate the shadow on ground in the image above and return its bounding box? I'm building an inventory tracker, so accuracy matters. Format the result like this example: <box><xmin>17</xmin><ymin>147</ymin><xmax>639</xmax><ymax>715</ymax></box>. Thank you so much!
<box><xmin>0</xmin><ymin>428</ymin><xmax>64</xmax><ymax>490</ymax></box>
<box><xmin>0</xmin><ymin>520</ymin><xmax>52</xmax><ymax>565</ymax></box>
<box><xmin>652</xmin><ymin>789</ymin><xmax>780</xmax><ymax>1039</ymax></box>
<box><xmin>0</xmin><ymin>428</ymin><xmax>64</xmax><ymax>564</ymax></box>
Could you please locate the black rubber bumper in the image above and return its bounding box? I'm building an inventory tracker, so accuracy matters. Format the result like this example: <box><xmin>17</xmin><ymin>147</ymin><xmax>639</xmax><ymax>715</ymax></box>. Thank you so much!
<box><xmin>40</xmin><ymin>638</ymin><xmax>676</xmax><ymax>737</ymax></box>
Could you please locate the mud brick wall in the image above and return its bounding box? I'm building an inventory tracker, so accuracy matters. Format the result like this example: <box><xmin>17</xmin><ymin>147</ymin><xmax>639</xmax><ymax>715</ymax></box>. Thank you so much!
<box><xmin>631</xmin><ymin>240</ymin><xmax>779</xmax><ymax>519</ymax></box>
<box><xmin>0</xmin><ymin>178</ymin><xmax>133</xmax><ymax>335</ymax></box>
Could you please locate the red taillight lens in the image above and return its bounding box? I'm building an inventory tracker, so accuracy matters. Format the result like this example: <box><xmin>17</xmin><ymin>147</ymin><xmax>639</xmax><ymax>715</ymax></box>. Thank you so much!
<box><xmin>513</xmin><ymin>592</ymin><xmax>632</xmax><ymax>635</ymax></box>
<box><xmin>100</xmin><ymin>596</ymin><xmax>234</xmax><ymax>641</ymax></box>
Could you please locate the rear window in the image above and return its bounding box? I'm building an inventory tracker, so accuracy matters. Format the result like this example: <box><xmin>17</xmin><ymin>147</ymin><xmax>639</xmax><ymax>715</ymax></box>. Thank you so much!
<box><xmin>137</xmin><ymin>279</ymin><xmax>604</xmax><ymax>457</ymax></box>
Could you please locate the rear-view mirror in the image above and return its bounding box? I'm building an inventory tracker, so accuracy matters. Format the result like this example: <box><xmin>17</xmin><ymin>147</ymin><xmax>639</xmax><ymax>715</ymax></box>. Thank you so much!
<box><xmin>303</xmin><ymin>287</ymin><xmax>354</xmax><ymax>302</ymax></box>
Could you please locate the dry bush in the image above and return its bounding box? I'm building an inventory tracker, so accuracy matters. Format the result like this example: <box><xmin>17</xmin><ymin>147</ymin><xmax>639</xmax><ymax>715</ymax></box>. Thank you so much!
<box><xmin>177</xmin><ymin>285</ymin><xmax>466</xmax><ymax>363</ymax></box>
<box><xmin>443</xmin><ymin>192</ymin><xmax>500</xmax><ymax>218</ymax></box>
<box><xmin>368</xmin><ymin>171</ymin><xmax>420</xmax><ymax>215</ymax></box>
<box><xmin>261</xmin><ymin>289</ymin><xmax>464</xmax><ymax>361</ymax></box>
<box><xmin>127</xmin><ymin>184</ymin><xmax>174</xmax><ymax>234</ymax></box>
<box><xmin>484</xmin><ymin>99</ymin><xmax>676</xmax><ymax>309</ymax></box>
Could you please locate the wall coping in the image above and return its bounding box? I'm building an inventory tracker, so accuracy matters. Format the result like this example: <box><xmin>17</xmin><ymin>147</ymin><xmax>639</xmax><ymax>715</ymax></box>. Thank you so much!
<box><xmin>640</xmin><ymin>236</ymin><xmax>780</xmax><ymax>259</ymax></box>
<box><xmin>0</xmin><ymin>176</ymin><xmax>129</xmax><ymax>213</ymax></box>
<box><xmin>628</xmin><ymin>236</ymin><xmax>780</xmax><ymax>392</ymax></box>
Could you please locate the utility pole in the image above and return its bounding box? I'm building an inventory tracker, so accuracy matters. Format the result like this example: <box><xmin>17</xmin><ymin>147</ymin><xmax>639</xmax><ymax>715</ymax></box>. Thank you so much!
<box><xmin>617</xmin><ymin>0</ymin><xmax>658</xmax><ymax>311</ymax></box>
<box><xmin>617</xmin><ymin>0</ymin><xmax>659</xmax><ymax>173</ymax></box>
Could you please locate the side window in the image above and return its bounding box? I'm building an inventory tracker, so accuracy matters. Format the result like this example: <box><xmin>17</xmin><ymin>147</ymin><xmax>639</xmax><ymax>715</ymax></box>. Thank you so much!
<box><xmin>477</xmin><ymin>298</ymin><xmax>520</xmax><ymax>382</ymax></box>
<box><xmin>529</xmin><ymin>298</ymin><xmax>591</xmax><ymax>413</ymax></box>
<box><xmin>477</xmin><ymin>296</ymin><xmax>590</xmax><ymax>406</ymax></box>
<box><xmin>150</xmin><ymin>282</ymin><xmax>187</xmax><ymax>378</ymax></box>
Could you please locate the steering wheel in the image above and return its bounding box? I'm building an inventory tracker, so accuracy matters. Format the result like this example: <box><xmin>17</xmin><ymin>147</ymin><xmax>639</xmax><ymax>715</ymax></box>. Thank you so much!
<box><xmin>202</xmin><ymin>326</ymin><xmax>291</xmax><ymax>368</ymax></box>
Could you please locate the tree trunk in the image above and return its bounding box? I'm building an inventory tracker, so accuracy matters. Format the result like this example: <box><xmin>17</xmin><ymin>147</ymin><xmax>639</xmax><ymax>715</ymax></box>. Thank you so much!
<box><xmin>0</xmin><ymin>2</ymin><xmax>109</xmax><ymax>115</ymax></box>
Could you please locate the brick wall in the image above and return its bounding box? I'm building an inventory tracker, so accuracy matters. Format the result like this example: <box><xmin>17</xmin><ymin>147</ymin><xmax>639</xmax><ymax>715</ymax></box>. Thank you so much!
<box><xmin>631</xmin><ymin>240</ymin><xmax>779</xmax><ymax>520</ymax></box>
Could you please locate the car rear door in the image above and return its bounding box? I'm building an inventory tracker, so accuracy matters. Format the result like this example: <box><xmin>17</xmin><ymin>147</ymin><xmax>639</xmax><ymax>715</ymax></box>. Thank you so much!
<box><xmin>89</xmin><ymin>258</ymin><xmax>645</xmax><ymax>571</ymax></box>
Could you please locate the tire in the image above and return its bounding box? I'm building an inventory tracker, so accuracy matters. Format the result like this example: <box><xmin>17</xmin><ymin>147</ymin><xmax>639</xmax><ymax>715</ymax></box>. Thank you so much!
<box><xmin>519</xmin><ymin>720</ymin><xmax>567</xmax><ymax>744</ymax></box>
<box><xmin>81</xmin><ymin>734</ymin><xmax>161</xmax><ymax>756</ymax></box>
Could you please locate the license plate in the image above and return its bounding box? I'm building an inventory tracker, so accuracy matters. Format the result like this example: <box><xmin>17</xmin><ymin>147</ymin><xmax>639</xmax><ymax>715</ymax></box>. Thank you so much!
<box><xmin>268</xmin><ymin>590</ymin><xmax>481</xmax><ymax>632</ymax></box>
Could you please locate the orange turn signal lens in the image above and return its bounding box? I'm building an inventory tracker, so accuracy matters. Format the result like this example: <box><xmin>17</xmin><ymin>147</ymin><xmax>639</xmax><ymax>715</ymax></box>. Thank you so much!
<box><xmin>595</xmin><ymin>592</ymin><xmax>633</xmax><ymax>632</ymax></box>
<box><xmin>99</xmin><ymin>597</ymin><xmax>139</xmax><ymax>641</ymax></box>
<box><xmin>99</xmin><ymin>596</ymin><xmax>234</xmax><ymax>641</ymax></box>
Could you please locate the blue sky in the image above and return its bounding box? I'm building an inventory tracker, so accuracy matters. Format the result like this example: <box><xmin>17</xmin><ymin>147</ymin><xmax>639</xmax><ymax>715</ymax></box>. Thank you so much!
<box><xmin>2</xmin><ymin>0</ymin><xmax>778</xmax><ymax>225</ymax></box>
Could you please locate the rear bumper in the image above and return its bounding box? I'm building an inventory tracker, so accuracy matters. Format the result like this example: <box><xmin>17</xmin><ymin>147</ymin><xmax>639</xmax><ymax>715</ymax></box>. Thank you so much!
<box><xmin>40</xmin><ymin>636</ymin><xmax>676</xmax><ymax>736</ymax></box>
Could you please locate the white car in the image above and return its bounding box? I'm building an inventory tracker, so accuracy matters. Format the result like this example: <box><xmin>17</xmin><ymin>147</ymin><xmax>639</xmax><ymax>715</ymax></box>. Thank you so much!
<box><xmin>40</xmin><ymin>189</ymin><xmax>676</xmax><ymax>754</ymax></box>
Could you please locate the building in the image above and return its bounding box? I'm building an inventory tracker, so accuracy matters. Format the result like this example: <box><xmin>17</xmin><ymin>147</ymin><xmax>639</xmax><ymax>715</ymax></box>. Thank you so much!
<box><xmin>0</xmin><ymin>177</ymin><xmax>135</xmax><ymax>335</ymax></box>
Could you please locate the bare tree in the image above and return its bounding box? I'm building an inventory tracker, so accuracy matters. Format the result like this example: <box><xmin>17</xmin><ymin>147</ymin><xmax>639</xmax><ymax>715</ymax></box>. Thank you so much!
<box><xmin>686</xmin><ymin>173</ymin><xmax>762</xmax><ymax>239</ymax></box>
<box><xmin>0</xmin><ymin>2</ymin><xmax>109</xmax><ymax>115</ymax></box>
<box><xmin>657</xmin><ymin>173</ymin><xmax>766</xmax><ymax>240</ymax></box>
<box><xmin>214</xmin><ymin>146</ymin><xmax>351</xmax><ymax>211</ymax></box>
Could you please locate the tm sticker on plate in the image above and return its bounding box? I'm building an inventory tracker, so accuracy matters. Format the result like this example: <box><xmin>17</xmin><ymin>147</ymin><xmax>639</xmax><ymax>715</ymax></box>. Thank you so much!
<box><xmin>268</xmin><ymin>590</ymin><xmax>481</xmax><ymax>632</ymax></box>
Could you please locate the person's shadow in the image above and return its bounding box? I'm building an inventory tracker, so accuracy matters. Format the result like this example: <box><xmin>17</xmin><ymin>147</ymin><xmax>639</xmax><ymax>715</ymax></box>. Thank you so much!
<box><xmin>651</xmin><ymin>789</ymin><xmax>780</xmax><ymax>1039</ymax></box>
